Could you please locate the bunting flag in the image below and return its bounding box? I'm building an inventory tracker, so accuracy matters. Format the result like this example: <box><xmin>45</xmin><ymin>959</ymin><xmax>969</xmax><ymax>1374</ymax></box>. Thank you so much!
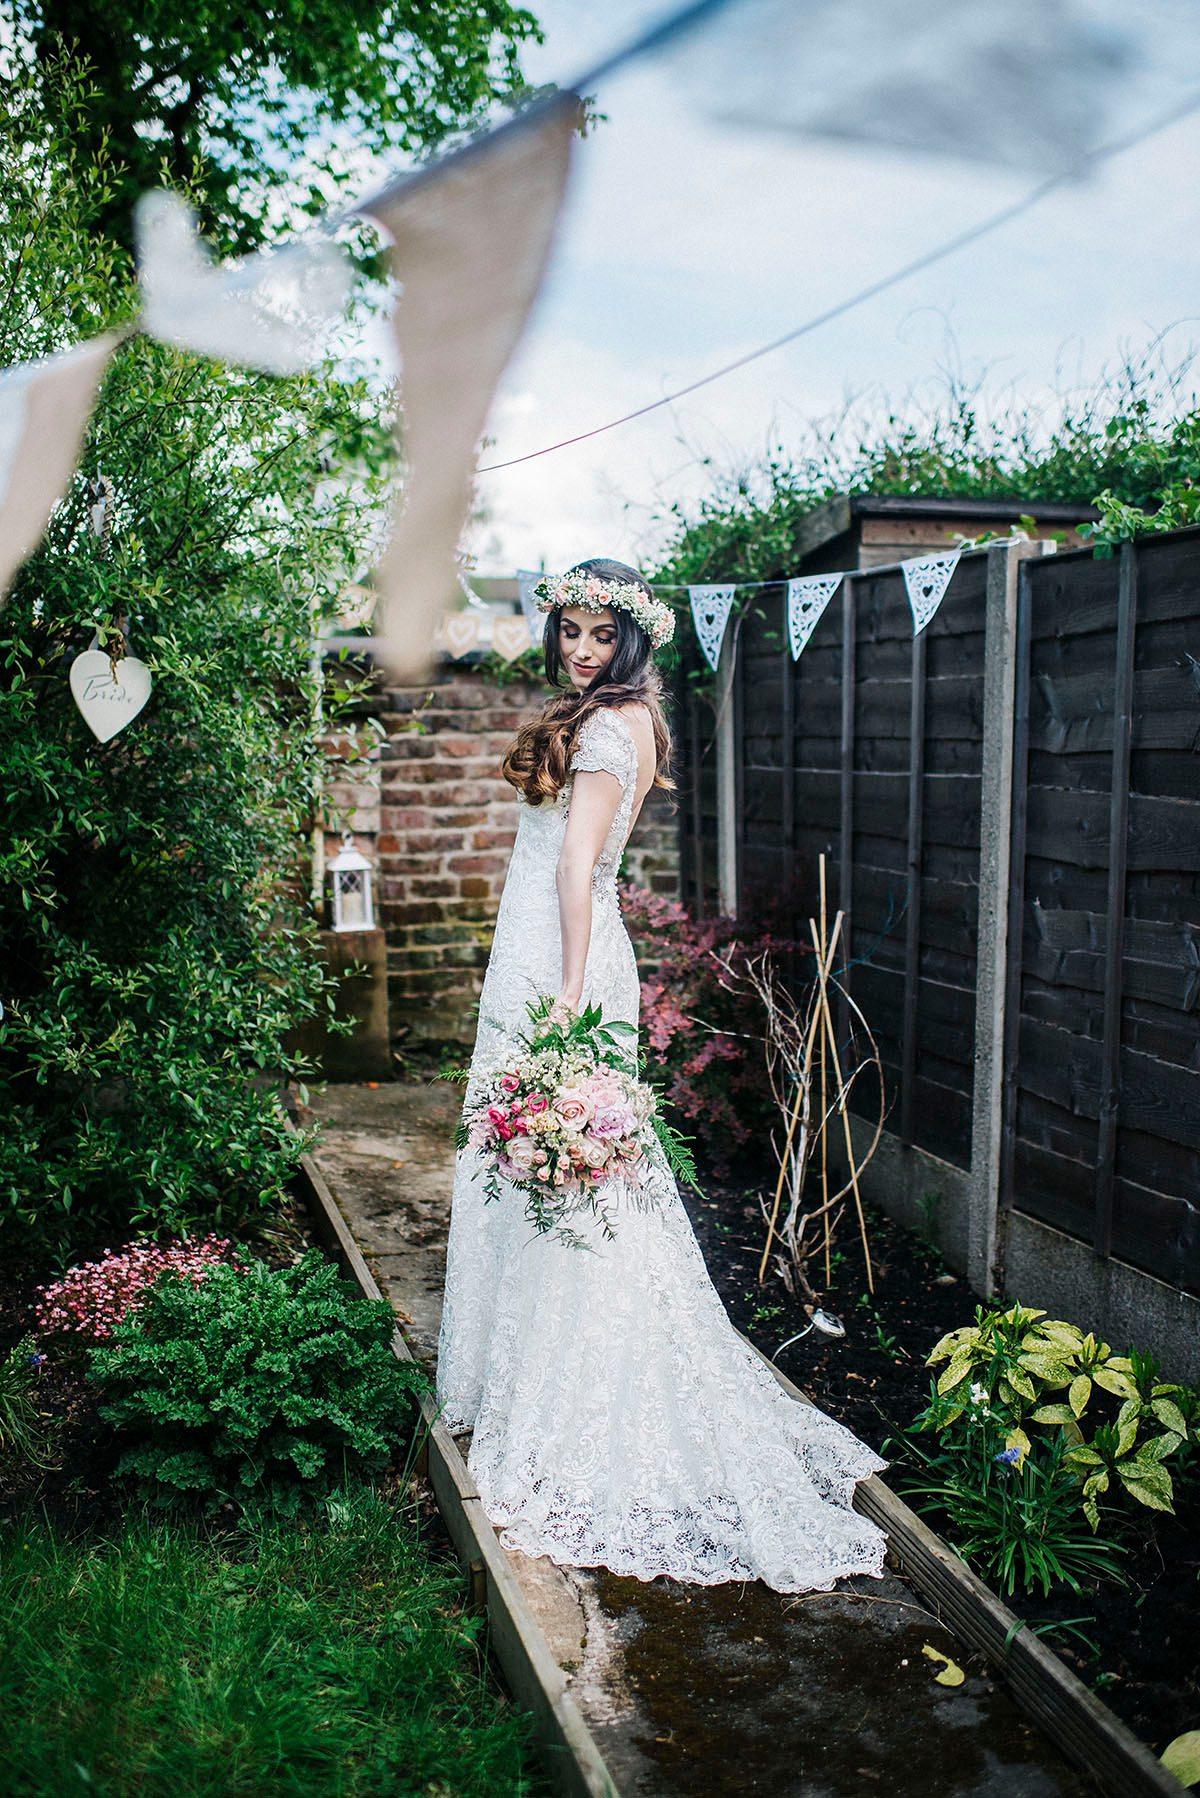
<box><xmin>0</xmin><ymin>334</ymin><xmax>122</xmax><ymax>604</ymax></box>
<box><xmin>902</xmin><ymin>549</ymin><xmax>962</xmax><ymax>635</ymax></box>
<box><xmin>689</xmin><ymin>583</ymin><xmax>737</xmax><ymax>672</ymax></box>
<box><xmin>363</xmin><ymin>95</ymin><xmax>578</xmax><ymax>682</ymax></box>
<box><xmin>492</xmin><ymin>614</ymin><xmax>534</xmax><ymax>662</ymax></box>
<box><xmin>134</xmin><ymin>192</ymin><xmax>352</xmax><ymax>376</ymax></box>
<box><xmin>786</xmin><ymin>573</ymin><xmax>842</xmax><ymax>660</ymax></box>
<box><xmin>517</xmin><ymin>569</ymin><xmax>543</xmax><ymax>637</ymax></box>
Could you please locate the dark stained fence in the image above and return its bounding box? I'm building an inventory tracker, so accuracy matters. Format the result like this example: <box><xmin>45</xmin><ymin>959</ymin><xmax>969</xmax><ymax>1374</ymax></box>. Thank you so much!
<box><xmin>715</xmin><ymin>553</ymin><xmax>990</xmax><ymax>1170</ymax></box>
<box><xmin>1000</xmin><ymin>533</ymin><xmax>1200</xmax><ymax>1295</ymax></box>
<box><xmin>676</xmin><ymin>528</ymin><xmax>1200</xmax><ymax>1298</ymax></box>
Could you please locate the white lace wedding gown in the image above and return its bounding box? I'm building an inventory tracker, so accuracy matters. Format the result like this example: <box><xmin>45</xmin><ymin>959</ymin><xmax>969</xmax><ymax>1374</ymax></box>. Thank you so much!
<box><xmin>436</xmin><ymin>707</ymin><xmax>888</xmax><ymax>1592</ymax></box>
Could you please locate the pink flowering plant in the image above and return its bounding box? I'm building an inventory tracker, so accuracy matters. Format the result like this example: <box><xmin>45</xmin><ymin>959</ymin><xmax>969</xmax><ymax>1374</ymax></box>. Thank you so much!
<box><xmin>457</xmin><ymin>999</ymin><xmax>697</xmax><ymax>1246</ymax></box>
<box><xmin>34</xmin><ymin>1235</ymin><xmax>245</xmax><ymax>1343</ymax></box>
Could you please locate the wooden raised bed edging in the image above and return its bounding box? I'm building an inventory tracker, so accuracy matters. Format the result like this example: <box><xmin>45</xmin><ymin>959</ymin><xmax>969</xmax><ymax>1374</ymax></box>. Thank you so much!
<box><xmin>289</xmin><ymin>1138</ymin><xmax>619</xmax><ymax>1798</ymax></box>
<box><xmin>747</xmin><ymin>1340</ymin><xmax>1185</xmax><ymax>1798</ymax></box>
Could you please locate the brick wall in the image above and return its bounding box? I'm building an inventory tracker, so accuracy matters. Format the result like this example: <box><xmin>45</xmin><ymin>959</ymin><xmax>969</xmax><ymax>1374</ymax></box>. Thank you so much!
<box><xmin>378</xmin><ymin>662</ymin><xmax>681</xmax><ymax>1049</ymax></box>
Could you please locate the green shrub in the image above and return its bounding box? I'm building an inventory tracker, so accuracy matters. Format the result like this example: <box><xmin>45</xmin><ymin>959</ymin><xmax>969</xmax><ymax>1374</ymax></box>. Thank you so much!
<box><xmin>894</xmin><ymin>1303</ymin><xmax>1198</xmax><ymax>1596</ymax></box>
<box><xmin>89</xmin><ymin>1251</ymin><xmax>428</xmax><ymax>1511</ymax></box>
<box><xmin>0</xmin><ymin>56</ymin><xmax>392</xmax><ymax>1254</ymax></box>
<box><xmin>0</xmin><ymin>1337</ymin><xmax>53</xmax><ymax>1471</ymax></box>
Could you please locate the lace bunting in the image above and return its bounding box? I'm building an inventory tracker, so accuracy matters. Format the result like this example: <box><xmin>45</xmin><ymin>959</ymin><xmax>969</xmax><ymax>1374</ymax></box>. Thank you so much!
<box><xmin>689</xmin><ymin>584</ymin><xmax>737</xmax><ymax>671</ymax></box>
<box><xmin>517</xmin><ymin>570</ymin><xmax>543</xmax><ymax>636</ymax></box>
<box><xmin>135</xmin><ymin>192</ymin><xmax>352</xmax><ymax>376</ymax></box>
<box><xmin>902</xmin><ymin>550</ymin><xmax>961</xmax><ymax>635</ymax></box>
<box><xmin>786</xmin><ymin>574</ymin><xmax>842</xmax><ymax>660</ymax></box>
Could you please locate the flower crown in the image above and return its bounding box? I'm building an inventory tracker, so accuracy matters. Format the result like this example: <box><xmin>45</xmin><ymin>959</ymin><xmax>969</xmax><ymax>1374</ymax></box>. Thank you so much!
<box><xmin>533</xmin><ymin>569</ymin><xmax>675</xmax><ymax>649</ymax></box>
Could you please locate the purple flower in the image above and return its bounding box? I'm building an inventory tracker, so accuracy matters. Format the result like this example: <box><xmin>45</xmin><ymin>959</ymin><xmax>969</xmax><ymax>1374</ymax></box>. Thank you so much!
<box><xmin>995</xmin><ymin>1446</ymin><xmax>1021</xmax><ymax>1466</ymax></box>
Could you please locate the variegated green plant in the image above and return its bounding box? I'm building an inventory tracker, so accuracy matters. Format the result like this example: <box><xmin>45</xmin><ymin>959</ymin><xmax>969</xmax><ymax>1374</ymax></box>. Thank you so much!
<box><xmin>921</xmin><ymin>1306</ymin><xmax>1195</xmax><ymax>1531</ymax></box>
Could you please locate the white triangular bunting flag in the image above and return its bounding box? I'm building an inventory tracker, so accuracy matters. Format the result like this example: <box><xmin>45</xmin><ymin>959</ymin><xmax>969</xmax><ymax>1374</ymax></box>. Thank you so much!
<box><xmin>0</xmin><ymin>333</ymin><xmax>122</xmax><ymax>604</ymax></box>
<box><xmin>517</xmin><ymin>568</ymin><xmax>542</xmax><ymax>637</ymax></box>
<box><xmin>689</xmin><ymin>584</ymin><xmax>737</xmax><ymax>672</ymax></box>
<box><xmin>135</xmin><ymin>191</ymin><xmax>352</xmax><ymax>376</ymax></box>
<box><xmin>364</xmin><ymin>96</ymin><xmax>578</xmax><ymax>681</ymax></box>
<box><xmin>787</xmin><ymin>573</ymin><xmax>842</xmax><ymax>660</ymax></box>
<box><xmin>902</xmin><ymin>550</ymin><xmax>961</xmax><ymax>635</ymax></box>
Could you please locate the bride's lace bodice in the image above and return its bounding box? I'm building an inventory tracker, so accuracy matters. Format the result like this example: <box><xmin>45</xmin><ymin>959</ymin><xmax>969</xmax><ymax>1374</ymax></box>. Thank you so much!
<box><xmin>437</xmin><ymin>702</ymin><xmax>889</xmax><ymax>1594</ymax></box>
<box><xmin>468</xmin><ymin>707</ymin><xmax>642</xmax><ymax>1098</ymax></box>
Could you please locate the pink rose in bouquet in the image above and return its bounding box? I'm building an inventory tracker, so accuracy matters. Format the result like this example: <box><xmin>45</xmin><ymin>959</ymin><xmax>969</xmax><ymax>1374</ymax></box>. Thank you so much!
<box><xmin>457</xmin><ymin>999</ymin><xmax>695</xmax><ymax>1246</ymax></box>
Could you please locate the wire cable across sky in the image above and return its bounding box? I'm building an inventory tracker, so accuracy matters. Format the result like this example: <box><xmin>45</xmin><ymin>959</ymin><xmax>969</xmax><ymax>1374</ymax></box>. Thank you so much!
<box><xmin>476</xmin><ymin>89</ymin><xmax>1200</xmax><ymax>475</ymax></box>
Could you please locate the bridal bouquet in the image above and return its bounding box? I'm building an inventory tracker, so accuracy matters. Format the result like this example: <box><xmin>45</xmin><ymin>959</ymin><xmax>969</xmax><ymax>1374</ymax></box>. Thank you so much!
<box><xmin>457</xmin><ymin>1000</ymin><xmax>697</xmax><ymax>1246</ymax></box>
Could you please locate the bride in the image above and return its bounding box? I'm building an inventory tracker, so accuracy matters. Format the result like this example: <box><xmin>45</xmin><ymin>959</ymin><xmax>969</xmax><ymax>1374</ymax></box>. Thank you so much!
<box><xmin>437</xmin><ymin>557</ymin><xmax>888</xmax><ymax>1592</ymax></box>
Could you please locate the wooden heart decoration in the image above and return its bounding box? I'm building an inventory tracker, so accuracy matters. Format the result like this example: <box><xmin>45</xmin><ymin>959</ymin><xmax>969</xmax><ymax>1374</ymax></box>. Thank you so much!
<box><xmin>69</xmin><ymin>650</ymin><xmax>152</xmax><ymax>742</ymax></box>
<box><xmin>442</xmin><ymin>613</ymin><xmax>481</xmax><ymax>659</ymax></box>
<box><xmin>492</xmin><ymin>615</ymin><xmax>533</xmax><ymax>662</ymax></box>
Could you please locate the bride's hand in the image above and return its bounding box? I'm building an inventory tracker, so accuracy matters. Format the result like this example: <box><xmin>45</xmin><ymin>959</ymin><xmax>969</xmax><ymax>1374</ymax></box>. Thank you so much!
<box><xmin>548</xmin><ymin>994</ymin><xmax>580</xmax><ymax>1027</ymax></box>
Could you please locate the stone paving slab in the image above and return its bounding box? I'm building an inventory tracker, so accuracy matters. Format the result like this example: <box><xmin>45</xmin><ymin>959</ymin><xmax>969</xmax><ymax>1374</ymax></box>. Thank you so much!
<box><xmin>308</xmin><ymin>1080</ymin><xmax>1098</xmax><ymax>1798</ymax></box>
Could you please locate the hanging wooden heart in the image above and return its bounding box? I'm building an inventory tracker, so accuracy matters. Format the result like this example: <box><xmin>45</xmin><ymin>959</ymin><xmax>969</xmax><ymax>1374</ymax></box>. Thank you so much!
<box><xmin>492</xmin><ymin>615</ymin><xmax>533</xmax><ymax>662</ymax></box>
<box><xmin>69</xmin><ymin>650</ymin><xmax>152</xmax><ymax>742</ymax></box>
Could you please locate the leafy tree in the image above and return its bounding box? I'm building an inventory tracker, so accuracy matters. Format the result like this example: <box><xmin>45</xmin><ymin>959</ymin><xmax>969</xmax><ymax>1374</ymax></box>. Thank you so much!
<box><xmin>0</xmin><ymin>56</ymin><xmax>392</xmax><ymax>1254</ymax></box>
<box><xmin>11</xmin><ymin>0</ymin><xmax>543</xmax><ymax>247</ymax></box>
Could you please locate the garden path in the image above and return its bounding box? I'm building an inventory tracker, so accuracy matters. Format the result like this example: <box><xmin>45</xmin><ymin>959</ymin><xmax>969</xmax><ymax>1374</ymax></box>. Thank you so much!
<box><xmin>307</xmin><ymin>1079</ymin><xmax>1098</xmax><ymax>1798</ymax></box>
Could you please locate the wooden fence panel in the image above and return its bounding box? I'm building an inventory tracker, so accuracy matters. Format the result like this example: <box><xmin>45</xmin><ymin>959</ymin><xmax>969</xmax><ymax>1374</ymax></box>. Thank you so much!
<box><xmin>1004</xmin><ymin>532</ymin><xmax>1200</xmax><ymax>1294</ymax></box>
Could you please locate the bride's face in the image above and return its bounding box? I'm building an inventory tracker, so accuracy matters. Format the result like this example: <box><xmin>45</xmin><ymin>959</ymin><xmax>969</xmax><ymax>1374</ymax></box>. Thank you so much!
<box><xmin>559</xmin><ymin>605</ymin><xmax>618</xmax><ymax>691</ymax></box>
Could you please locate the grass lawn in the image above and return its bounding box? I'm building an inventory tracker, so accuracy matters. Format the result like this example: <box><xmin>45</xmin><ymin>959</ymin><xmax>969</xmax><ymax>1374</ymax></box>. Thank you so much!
<box><xmin>0</xmin><ymin>1486</ymin><xmax>547</xmax><ymax>1798</ymax></box>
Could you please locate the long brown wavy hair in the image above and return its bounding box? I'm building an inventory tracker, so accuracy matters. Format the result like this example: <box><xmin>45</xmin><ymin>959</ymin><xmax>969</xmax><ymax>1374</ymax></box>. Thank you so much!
<box><xmin>501</xmin><ymin>558</ymin><xmax>674</xmax><ymax>806</ymax></box>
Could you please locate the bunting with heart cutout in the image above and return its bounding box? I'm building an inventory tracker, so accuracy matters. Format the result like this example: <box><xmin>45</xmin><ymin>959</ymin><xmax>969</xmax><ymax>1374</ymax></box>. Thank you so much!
<box><xmin>786</xmin><ymin>573</ymin><xmax>842</xmax><ymax>660</ymax></box>
<box><xmin>901</xmin><ymin>549</ymin><xmax>961</xmax><ymax>635</ymax></box>
<box><xmin>688</xmin><ymin>584</ymin><xmax>737</xmax><ymax>672</ymax></box>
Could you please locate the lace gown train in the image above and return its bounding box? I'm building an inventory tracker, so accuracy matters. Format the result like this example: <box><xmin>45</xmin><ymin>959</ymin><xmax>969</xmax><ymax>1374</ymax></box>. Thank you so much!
<box><xmin>436</xmin><ymin>708</ymin><xmax>888</xmax><ymax>1592</ymax></box>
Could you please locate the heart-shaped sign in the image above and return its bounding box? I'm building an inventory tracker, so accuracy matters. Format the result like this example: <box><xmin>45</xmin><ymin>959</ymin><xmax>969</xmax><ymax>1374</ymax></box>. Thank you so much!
<box><xmin>492</xmin><ymin>615</ymin><xmax>533</xmax><ymax>662</ymax></box>
<box><xmin>69</xmin><ymin>650</ymin><xmax>152</xmax><ymax>742</ymax></box>
<box><xmin>441</xmin><ymin>613</ymin><xmax>481</xmax><ymax>659</ymax></box>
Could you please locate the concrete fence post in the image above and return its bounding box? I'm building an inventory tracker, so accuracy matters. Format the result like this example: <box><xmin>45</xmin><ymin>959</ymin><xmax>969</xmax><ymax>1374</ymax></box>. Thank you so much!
<box><xmin>967</xmin><ymin>538</ymin><xmax>1055</xmax><ymax>1296</ymax></box>
<box><xmin>715</xmin><ymin>626</ymin><xmax>739</xmax><ymax>917</ymax></box>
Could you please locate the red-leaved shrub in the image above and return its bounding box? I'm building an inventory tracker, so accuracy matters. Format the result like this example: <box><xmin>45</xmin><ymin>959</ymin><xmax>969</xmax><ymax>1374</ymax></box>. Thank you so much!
<box><xmin>619</xmin><ymin>883</ymin><xmax>803</xmax><ymax>1177</ymax></box>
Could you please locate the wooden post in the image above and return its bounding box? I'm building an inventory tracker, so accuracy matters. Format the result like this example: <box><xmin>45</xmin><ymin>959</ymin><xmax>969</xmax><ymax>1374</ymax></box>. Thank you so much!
<box><xmin>1094</xmin><ymin>542</ymin><xmax>1138</xmax><ymax>1260</ymax></box>
<box><xmin>899</xmin><ymin>627</ymin><xmax>927</xmax><ymax>1147</ymax></box>
<box><xmin>838</xmin><ymin>575</ymin><xmax>856</xmax><ymax>1047</ymax></box>
<box><xmin>996</xmin><ymin>555</ymin><xmax>1037</xmax><ymax>1286</ymax></box>
<box><xmin>689</xmin><ymin>686</ymin><xmax>704</xmax><ymax>914</ymax></box>
<box><xmin>781</xmin><ymin>588</ymin><xmax>795</xmax><ymax>853</ymax></box>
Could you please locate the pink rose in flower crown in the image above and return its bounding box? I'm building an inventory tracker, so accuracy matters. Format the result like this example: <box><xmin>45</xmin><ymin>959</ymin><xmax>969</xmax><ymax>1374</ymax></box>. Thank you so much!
<box><xmin>553</xmin><ymin>1086</ymin><xmax>594</xmax><ymax>1132</ymax></box>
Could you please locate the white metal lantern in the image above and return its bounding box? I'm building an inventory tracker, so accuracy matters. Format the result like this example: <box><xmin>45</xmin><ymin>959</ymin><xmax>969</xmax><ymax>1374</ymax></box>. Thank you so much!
<box><xmin>328</xmin><ymin>833</ymin><xmax>376</xmax><ymax>932</ymax></box>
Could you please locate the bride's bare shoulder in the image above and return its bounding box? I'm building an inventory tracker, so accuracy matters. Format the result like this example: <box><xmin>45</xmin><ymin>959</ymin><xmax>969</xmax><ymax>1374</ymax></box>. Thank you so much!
<box><xmin>612</xmin><ymin>702</ymin><xmax>654</xmax><ymax>744</ymax></box>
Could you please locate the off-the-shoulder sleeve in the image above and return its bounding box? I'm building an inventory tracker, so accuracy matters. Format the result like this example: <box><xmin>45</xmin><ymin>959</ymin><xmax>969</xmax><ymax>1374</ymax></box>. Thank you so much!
<box><xmin>570</xmin><ymin>708</ymin><xmax>635</xmax><ymax>784</ymax></box>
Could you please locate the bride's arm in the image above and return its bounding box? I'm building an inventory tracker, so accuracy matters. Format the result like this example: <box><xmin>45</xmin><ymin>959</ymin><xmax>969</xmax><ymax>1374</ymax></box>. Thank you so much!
<box><xmin>555</xmin><ymin>770</ymin><xmax>623</xmax><ymax>1010</ymax></box>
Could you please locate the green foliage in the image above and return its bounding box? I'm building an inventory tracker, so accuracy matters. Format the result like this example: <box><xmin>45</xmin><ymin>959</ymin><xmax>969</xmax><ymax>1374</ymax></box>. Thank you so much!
<box><xmin>901</xmin><ymin>1428</ymin><xmax>1127</xmax><ymax>1599</ymax></box>
<box><xmin>10</xmin><ymin>0</ymin><xmax>544</xmax><ymax>249</ymax></box>
<box><xmin>896</xmin><ymin>1304</ymin><xmax>1198</xmax><ymax>1595</ymax></box>
<box><xmin>0</xmin><ymin>57</ymin><xmax>393</xmax><ymax>1253</ymax></box>
<box><xmin>89</xmin><ymin>1251</ymin><xmax>428</xmax><ymax>1512</ymax></box>
<box><xmin>646</xmin><ymin>352</ymin><xmax>1200</xmax><ymax>593</ymax></box>
<box><xmin>0</xmin><ymin>1338</ymin><xmax>53</xmax><ymax>1470</ymax></box>
<box><xmin>0</xmin><ymin>1490</ymin><xmax>544</xmax><ymax>1796</ymax></box>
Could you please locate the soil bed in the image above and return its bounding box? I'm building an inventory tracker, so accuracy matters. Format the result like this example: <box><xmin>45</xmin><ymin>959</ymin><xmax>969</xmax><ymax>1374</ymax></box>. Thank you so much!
<box><xmin>684</xmin><ymin>1177</ymin><xmax>1200</xmax><ymax>1759</ymax></box>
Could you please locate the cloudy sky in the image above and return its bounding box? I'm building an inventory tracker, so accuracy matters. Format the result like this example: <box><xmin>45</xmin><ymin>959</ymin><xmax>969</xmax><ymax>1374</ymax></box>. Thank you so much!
<box><xmin>460</xmin><ymin>0</ymin><xmax>1200</xmax><ymax>578</ymax></box>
